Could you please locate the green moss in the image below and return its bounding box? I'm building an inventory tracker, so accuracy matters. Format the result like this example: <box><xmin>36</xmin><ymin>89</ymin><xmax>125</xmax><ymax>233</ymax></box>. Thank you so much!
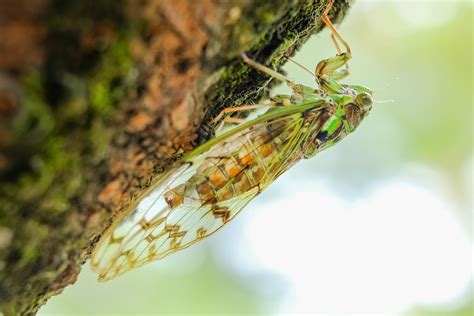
<box><xmin>87</xmin><ymin>36</ymin><xmax>135</xmax><ymax>157</ymax></box>
<box><xmin>89</xmin><ymin>38</ymin><xmax>133</xmax><ymax>116</ymax></box>
<box><xmin>255</xmin><ymin>2</ymin><xmax>280</xmax><ymax>24</ymax></box>
<box><xmin>0</xmin><ymin>34</ymin><xmax>136</xmax><ymax>315</ymax></box>
<box><xmin>19</xmin><ymin>222</ymin><xmax>49</xmax><ymax>264</ymax></box>
<box><xmin>0</xmin><ymin>72</ymin><xmax>78</xmax><ymax>213</ymax></box>
<box><xmin>0</xmin><ymin>0</ymin><xmax>142</xmax><ymax>313</ymax></box>
<box><xmin>14</xmin><ymin>72</ymin><xmax>55</xmax><ymax>138</ymax></box>
<box><xmin>0</xmin><ymin>29</ymin><xmax>136</xmax><ymax>239</ymax></box>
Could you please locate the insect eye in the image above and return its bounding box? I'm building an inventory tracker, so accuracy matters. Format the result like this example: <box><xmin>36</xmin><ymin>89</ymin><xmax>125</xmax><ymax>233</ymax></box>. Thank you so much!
<box><xmin>356</xmin><ymin>92</ymin><xmax>373</xmax><ymax>110</ymax></box>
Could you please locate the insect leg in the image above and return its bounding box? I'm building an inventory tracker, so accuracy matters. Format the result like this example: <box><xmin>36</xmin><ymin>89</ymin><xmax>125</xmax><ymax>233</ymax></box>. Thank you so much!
<box><xmin>326</xmin><ymin>33</ymin><xmax>350</xmax><ymax>81</ymax></box>
<box><xmin>222</xmin><ymin>117</ymin><xmax>245</xmax><ymax>124</ymax></box>
<box><xmin>315</xmin><ymin>0</ymin><xmax>352</xmax><ymax>89</ymax></box>
<box><xmin>215</xmin><ymin>117</ymin><xmax>247</xmax><ymax>132</ymax></box>
<box><xmin>211</xmin><ymin>103</ymin><xmax>275</xmax><ymax>124</ymax></box>
<box><xmin>330</xmin><ymin>34</ymin><xmax>342</xmax><ymax>54</ymax></box>
<box><xmin>321</xmin><ymin>0</ymin><xmax>350</xmax><ymax>55</ymax></box>
<box><xmin>241</xmin><ymin>53</ymin><xmax>298</xmax><ymax>90</ymax></box>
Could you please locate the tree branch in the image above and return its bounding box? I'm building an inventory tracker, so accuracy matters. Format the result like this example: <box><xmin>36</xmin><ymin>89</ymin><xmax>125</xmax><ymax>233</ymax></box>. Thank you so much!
<box><xmin>0</xmin><ymin>0</ymin><xmax>351</xmax><ymax>314</ymax></box>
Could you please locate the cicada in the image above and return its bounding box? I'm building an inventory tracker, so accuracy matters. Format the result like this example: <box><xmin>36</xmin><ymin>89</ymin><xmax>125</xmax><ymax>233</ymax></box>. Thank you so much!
<box><xmin>91</xmin><ymin>0</ymin><xmax>374</xmax><ymax>281</ymax></box>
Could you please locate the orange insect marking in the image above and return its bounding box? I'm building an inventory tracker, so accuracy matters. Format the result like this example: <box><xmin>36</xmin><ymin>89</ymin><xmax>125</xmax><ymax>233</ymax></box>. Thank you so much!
<box><xmin>240</xmin><ymin>153</ymin><xmax>253</xmax><ymax>166</ymax></box>
<box><xmin>164</xmin><ymin>184</ymin><xmax>185</xmax><ymax>208</ymax></box>
<box><xmin>227</xmin><ymin>164</ymin><xmax>242</xmax><ymax>178</ymax></box>
<box><xmin>237</xmin><ymin>174</ymin><xmax>252</xmax><ymax>192</ymax></box>
<box><xmin>196</xmin><ymin>181</ymin><xmax>214</xmax><ymax>201</ymax></box>
<box><xmin>258</xmin><ymin>143</ymin><xmax>273</xmax><ymax>158</ymax></box>
<box><xmin>251</xmin><ymin>165</ymin><xmax>264</xmax><ymax>181</ymax></box>
<box><xmin>209</xmin><ymin>172</ymin><xmax>225</xmax><ymax>187</ymax></box>
<box><xmin>219</xmin><ymin>189</ymin><xmax>233</xmax><ymax>201</ymax></box>
<box><xmin>164</xmin><ymin>190</ymin><xmax>183</xmax><ymax>208</ymax></box>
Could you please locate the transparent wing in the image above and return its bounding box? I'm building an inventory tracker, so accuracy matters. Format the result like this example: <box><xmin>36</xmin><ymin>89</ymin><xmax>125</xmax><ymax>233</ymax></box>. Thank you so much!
<box><xmin>91</xmin><ymin>101</ymin><xmax>328</xmax><ymax>281</ymax></box>
<box><xmin>91</xmin><ymin>156</ymin><xmax>260</xmax><ymax>281</ymax></box>
<box><xmin>90</xmin><ymin>161</ymin><xmax>199</xmax><ymax>280</ymax></box>
<box><xmin>94</xmin><ymin>185</ymin><xmax>260</xmax><ymax>281</ymax></box>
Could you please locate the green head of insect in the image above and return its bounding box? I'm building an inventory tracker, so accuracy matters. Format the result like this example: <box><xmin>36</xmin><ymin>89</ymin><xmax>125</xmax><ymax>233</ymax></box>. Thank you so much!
<box><xmin>345</xmin><ymin>86</ymin><xmax>373</xmax><ymax>131</ymax></box>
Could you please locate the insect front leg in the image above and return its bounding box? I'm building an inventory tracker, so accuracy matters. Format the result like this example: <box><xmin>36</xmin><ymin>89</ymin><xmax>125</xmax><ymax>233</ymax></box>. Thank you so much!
<box><xmin>325</xmin><ymin>33</ymin><xmax>349</xmax><ymax>81</ymax></box>
<box><xmin>315</xmin><ymin>54</ymin><xmax>350</xmax><ymax>82</ymax></box>
<box><xmin>214</xmin><ymin>117</ymin><xmax>245</xmax><ymax>135</ymax></box>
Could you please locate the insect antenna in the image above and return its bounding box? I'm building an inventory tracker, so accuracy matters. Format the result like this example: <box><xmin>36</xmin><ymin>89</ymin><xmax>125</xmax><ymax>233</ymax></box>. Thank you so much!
<box><xmin>373</xmin><ymin>99</ymin><xmax>395</xmax><ymax>104</ymax></box>
<box><xmin>371</xmin><ymin>77</ymin><xmax>399</xmax><ymax>103</ymax></box>
<box><xmin>378</xmin><ymin>77</ymin><xmax>399</xmax><ymax>91</ymax></box>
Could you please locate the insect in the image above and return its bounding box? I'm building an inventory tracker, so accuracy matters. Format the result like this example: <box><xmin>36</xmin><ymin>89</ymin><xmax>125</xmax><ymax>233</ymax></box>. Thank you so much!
<box><xmin>91</xmin><ymin>0</ymin><xmax>374</xmax><ymax>281</ymax></box>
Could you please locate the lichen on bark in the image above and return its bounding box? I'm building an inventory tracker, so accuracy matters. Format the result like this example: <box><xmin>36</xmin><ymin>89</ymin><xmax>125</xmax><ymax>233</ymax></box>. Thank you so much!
<box><xmin>0</xmin><ymin>0</ymin><xmax>351</xmax><ymax>314</ymax></box>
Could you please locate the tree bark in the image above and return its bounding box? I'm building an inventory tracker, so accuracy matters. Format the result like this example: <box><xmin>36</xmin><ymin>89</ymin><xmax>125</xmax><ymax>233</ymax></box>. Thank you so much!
<box><xmin>0</xmin><ymin>0</ymin><xmax>351</xmax><ymax>314</ymax></box>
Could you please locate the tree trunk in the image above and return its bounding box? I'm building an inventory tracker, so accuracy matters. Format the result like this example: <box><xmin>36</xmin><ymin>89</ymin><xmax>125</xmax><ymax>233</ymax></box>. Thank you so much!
<box><xmin>0</xmin><ymin>0</ymin><xmax>351</xmax><ymax>314</ymax></box>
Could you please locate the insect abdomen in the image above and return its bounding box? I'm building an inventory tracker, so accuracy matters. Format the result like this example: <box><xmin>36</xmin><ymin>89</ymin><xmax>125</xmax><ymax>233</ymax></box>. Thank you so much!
<box><xmin>195</xmin><ymin>133</ymin><xmax>280</xmax><ymax>204</ymax></box>
<box><xmin>165</xmin><ymin>121</ymin><xmax>291</xmax><ymax>208</ymax></box>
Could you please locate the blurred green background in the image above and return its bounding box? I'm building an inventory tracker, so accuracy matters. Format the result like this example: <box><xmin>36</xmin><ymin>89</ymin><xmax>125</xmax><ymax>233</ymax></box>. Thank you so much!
<box><xmin>41</xmin><ymin>0</ymin><xmax>472</xmax><ymax>315</ymax></box>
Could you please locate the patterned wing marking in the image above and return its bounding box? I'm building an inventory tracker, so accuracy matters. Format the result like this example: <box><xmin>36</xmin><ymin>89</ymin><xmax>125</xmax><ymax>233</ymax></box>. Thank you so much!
<box><xmin>93</xmin><ymin>186</ymin><xmax>259</xmax><ymax>281</ymax></box>
<box><xmin>91</xmin><ymin>161</ymin><xmax>198</xmax><ymax>280</ymax></box>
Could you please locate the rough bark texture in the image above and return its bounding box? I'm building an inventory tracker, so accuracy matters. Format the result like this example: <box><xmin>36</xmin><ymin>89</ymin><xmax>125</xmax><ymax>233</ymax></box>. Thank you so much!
<box><xmin>0</xmin><ymin>0</ymin><xmax>351</xmax><ymax>314</ymax></box>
